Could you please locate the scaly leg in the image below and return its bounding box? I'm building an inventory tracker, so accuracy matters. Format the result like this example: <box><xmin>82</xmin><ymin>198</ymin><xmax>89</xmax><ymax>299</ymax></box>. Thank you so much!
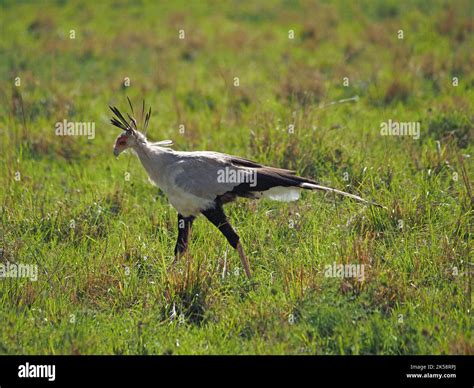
<box><xmin>202</xmin><ymin>205</ymin><xmax>252</xmax><ymax>279</ymax></box>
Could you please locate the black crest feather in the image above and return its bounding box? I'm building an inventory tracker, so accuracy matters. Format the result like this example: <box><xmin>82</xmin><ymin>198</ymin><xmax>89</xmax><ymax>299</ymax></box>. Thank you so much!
<box><xmin>109</xmin><ymin>97</ymin><xmax>152</xmax><ymax>134</ymax></box>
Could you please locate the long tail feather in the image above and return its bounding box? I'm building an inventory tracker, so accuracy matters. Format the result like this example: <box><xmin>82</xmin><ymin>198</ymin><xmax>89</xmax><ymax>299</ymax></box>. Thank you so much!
<box><xmin>227</xmin><ymin>157</ymin><xmax>384</xmax><ymax>208</ymax></box>
<box><xmin>300</xmin><ymin>182</ymin><xmax>385</xmax><ymax>208</ymax></box>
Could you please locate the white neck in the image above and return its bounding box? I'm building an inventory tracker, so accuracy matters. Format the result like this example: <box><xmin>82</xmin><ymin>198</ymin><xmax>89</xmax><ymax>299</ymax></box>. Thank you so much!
<box><xmin>132</xmin><ymin>136</ymin><xmax>171</xmax><ymax>182</ymax></box>
<box><xmin>133</xmin><ymin>138</ymin><xmax>153</xmax><ymax>165</ymax></box>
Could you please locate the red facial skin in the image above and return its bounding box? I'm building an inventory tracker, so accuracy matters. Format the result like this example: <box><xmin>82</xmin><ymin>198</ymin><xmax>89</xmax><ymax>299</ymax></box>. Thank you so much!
<box><xmin>116</xmin><ymin>135</ymin><xmax>128</xmax><ymax>147</ymax></box>
<box><xmin>113</xmin><ymin>134</ymin><xmax>129</xmax><ymax>157</ymax></box>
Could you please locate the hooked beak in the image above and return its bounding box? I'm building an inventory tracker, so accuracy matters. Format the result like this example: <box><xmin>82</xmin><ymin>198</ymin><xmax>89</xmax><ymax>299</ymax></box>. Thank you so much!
<box><xmin>113</xmin><ymin>147</ymin><xmax>120</xmax><ymax>157</ymax></box>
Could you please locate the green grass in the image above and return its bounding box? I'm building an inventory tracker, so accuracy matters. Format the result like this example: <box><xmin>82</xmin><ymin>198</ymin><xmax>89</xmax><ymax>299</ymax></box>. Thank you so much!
<box><xmin>0</xmin><ymin>0</ymin><xmax>472</xmax><ymax>355</ymax></box>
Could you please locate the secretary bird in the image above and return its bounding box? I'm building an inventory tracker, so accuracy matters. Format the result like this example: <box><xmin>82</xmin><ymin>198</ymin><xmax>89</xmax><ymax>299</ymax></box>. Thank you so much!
<box><xmin>111</xmin><ymin>99</ymin><xmax>380</xmax><ymax>279</ymax></box>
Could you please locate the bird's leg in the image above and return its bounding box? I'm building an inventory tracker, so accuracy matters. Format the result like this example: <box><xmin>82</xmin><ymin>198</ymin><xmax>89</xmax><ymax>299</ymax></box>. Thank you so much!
<box><xmin>173</xmin><ymin>214</ymin><xmax>195</xmax><ymax>265</ymax></box>
<box><xmin>202</xmin><ymin>206</ymin><xmax>252</xmax><ymax>279</ymax></box>
<box><xmin>236</xmin><ymin>241</ymin><xmax>251</xmax><ymax>280</ymax></box>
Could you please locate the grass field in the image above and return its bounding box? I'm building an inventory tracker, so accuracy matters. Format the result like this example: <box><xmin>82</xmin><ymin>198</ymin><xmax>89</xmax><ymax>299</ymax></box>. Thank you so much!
<box><xmin>0</xmin><ymin>0</ymin><xmax>472</xmax><ymax>355</ymax></box>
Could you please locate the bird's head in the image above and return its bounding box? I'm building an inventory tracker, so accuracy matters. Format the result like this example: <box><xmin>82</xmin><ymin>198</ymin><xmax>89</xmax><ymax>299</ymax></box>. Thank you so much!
<box><xmin>110</xmin><ymin>97</ymin><xmax>151</xmax><ymax>157</ymax></box>
<box><xmin>113</xmin><ymin>130</ymin><xmax>137</xmax><ymax>157</ymax></box>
